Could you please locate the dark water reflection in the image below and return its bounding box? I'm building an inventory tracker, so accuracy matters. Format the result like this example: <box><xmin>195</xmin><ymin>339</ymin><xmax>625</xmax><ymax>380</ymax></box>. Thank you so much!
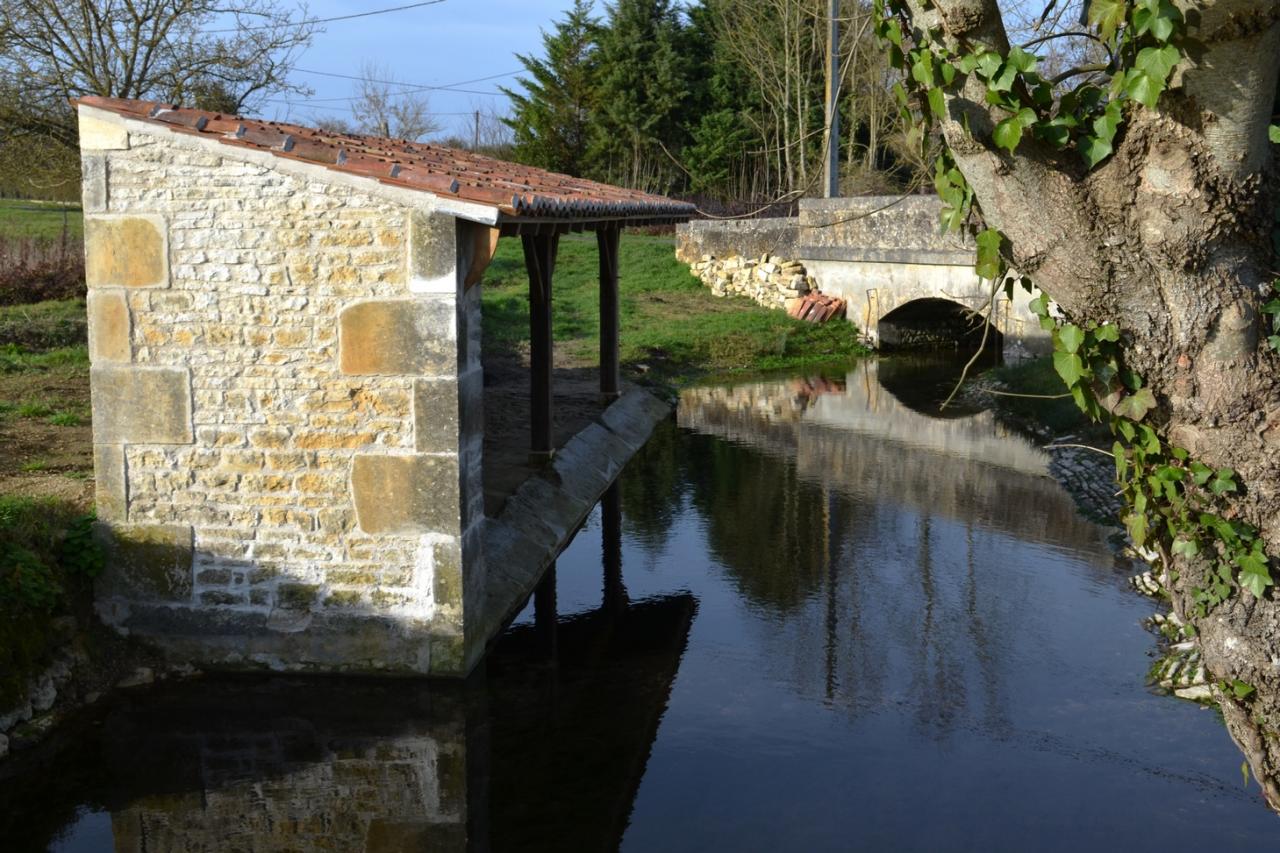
<box><xmin>4</xmin><ymin>359</ymin><xmax>1278</xmax><ymax>851</ymax></box>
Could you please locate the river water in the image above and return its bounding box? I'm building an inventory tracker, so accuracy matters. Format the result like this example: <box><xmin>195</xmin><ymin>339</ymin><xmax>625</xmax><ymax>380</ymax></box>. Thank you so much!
<box><xmin>3</xmin><ymin>359</ymin><xmax>1277</xmax><ymax>850</ymax></box>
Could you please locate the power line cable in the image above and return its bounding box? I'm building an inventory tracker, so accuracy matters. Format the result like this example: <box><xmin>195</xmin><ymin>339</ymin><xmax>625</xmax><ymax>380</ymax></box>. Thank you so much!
<box><xmin>292</xmin><ymin>67</ymin><xmax>521</xmax><ymax>91</ymax></box>
<box><xmin>203</xmin><ymin>0</ymin><xmax>448</xmax><ymax>34</ymax></box>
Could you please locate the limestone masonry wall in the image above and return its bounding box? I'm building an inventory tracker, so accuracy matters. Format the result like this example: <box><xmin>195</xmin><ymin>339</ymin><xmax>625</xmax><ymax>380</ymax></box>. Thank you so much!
<box><xmin>80</xmin><ymin>105</ymin><xmax>483</xmax><ymax>675</ymax></box>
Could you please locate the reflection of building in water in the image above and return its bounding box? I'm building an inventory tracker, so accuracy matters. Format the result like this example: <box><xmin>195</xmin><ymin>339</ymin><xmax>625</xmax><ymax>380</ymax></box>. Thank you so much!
<box><xmin>0</xmin><ymin>491</ymin><xmax>696</xmax><ymax>853</ymax></box>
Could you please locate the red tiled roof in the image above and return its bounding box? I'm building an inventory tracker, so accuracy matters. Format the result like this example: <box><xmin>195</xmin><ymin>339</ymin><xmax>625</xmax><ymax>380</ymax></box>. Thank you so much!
<box><xmin>74</xmin><ymin>96</ymin><xmax>695</xmax><ymax>225</ymax></box>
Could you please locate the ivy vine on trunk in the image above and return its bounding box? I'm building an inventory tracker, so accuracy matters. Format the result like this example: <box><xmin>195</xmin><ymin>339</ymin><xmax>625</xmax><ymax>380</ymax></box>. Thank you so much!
<box><xmin>873</xmin><ymin>0</ymin><xmax>1280</xmax><ymax>809</ymax></box>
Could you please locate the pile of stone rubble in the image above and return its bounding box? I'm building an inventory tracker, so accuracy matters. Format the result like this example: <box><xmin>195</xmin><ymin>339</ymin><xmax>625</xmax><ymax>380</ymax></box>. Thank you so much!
<box><xmin>687</xmin><ymin>254</ymin><xmax>844</xmax><ymax>321</ymax></box>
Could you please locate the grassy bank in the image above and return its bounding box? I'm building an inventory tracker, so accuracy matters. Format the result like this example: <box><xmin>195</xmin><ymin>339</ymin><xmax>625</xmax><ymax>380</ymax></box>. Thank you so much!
<box><xmin>482</xmin><ymin>234</ymin><xmax>870</xmax><ymax>386</ymax></box>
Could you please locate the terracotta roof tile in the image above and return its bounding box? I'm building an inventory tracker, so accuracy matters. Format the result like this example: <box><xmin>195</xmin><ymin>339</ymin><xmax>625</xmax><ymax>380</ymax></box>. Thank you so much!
<box><xmin>74</xmin><ymin>96</ymin><xmax>696</xmax><ymax>225</ymax></box>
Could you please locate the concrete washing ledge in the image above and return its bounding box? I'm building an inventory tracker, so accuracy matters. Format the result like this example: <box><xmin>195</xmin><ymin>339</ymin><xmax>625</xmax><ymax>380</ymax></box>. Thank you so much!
<box><xmin>476</xmin><ymin>388</ymin><xmax>671</xmax><ymax>650</ymax></box>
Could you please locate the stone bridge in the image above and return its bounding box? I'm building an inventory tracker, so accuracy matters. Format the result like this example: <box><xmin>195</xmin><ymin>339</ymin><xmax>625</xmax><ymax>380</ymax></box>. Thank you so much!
<box><xmin>677</xmin><ymin>197</ymin><xmax>1051</xmax><ymax>357</ymax></box>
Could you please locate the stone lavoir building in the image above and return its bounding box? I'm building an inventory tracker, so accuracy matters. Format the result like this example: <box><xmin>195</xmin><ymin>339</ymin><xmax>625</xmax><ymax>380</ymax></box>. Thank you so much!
<box><xmin>75</xmin><ymin>96</ymin><xmax>691</xmax><ymax>677</ymax></box>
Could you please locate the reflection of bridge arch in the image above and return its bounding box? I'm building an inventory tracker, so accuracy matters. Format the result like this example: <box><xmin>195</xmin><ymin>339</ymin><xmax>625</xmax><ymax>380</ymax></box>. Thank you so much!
<box><xmin>877</xmin><ymin>297</ymin><xmax>1004</xmax><ymax>353</ymax></box>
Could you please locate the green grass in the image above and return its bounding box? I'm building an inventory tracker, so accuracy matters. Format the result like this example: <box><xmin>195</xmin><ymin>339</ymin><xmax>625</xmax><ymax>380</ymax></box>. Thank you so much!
<box><xmin>0</xmin><ymin>342</ymin><xmax>89</xmax><ymax>374</ymax></box>
<box><xmin>0</xmin><ymin>299</ymin><xmax>88</xmax><ymax>350</ymax></box>
<box><xmin>988</xmin><ymin>355</ymin><xmax>1090</xmax><ymax>434</ymax></box>
<box><xmin>0</xmin><ymin>199</ymin><xmax>83</xmax><ymax>242</ymax></box>
<box><xmin>482</xmin><ymin>234</ymin><xmax>869</xmax><ymax>384</ymax></box>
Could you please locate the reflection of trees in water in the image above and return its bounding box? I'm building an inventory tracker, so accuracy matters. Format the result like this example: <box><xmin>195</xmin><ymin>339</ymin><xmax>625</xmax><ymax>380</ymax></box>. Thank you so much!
<box><xmin>635</xmin><ymin>373</ymin><xmax>1045</xmax><ymax>736</ymax></box>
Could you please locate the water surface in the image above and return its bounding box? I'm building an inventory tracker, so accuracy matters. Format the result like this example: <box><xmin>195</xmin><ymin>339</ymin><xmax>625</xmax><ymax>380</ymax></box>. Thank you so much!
<box><xmin>3</xmin><ymin>359</ymin><xmax>1276</xmax><ymax>851</ymax></box>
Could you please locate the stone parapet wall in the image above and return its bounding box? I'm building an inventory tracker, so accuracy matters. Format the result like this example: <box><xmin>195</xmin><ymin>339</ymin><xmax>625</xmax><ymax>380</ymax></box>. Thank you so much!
<box><xmin>675</xmin><ymin>217</ymin><xmax>797</xmax><ymax>265</ymax></box>
<box><xmin>797</xmin><ymin>195</ymin><xmax>973</xmax><ymax>264</ymax></box>
<box><xmin>79</xmin><ymin>105</ymin><xmax>483</xmax><ymax>676</ymax></box>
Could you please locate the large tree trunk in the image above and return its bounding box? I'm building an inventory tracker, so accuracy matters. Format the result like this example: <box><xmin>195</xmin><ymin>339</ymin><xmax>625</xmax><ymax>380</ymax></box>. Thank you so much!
<box><xmin>915</xmin><ymin>0</ymin><xmax>1280</xmax><ymax>807</ymax></box>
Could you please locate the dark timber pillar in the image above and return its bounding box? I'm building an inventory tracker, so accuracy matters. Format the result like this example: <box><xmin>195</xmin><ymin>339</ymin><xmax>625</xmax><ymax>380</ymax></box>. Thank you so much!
<box><xmin>523</xmin><ymin>233</ymin><xmax>560</xmax><ymax>461</ymax></box>
<box><xmin>598</xmin><ymin>227</ymin><xmax>621</xmax><ymax>401</ymax></box>
<box><xmin>602</xmin><ymin>483</ymin><xmax>626</xmax><ymax>613</ymax></box>
<box><xmin>535</xmin><ymin>562</ymin><xmax>557</xmax><ymax>657</ymax></box>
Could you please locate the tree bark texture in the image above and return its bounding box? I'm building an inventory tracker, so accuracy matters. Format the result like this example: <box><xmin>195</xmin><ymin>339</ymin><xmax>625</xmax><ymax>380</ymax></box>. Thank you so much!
<box><xmin>914</xmin><ymin>0</ymin><xmax>1280</xmax><ymax>808</ymax></box>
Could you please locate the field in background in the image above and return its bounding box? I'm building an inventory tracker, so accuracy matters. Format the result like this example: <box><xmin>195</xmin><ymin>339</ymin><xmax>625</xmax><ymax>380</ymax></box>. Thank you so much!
<box><xmin>0</xmin><ymin>200</ymin><xmax>83</xmax><ymax>242</ymax></box>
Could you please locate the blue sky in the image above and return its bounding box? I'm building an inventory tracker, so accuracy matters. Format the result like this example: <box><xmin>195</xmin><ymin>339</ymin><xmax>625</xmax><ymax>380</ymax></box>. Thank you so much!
<box><xmin>264</xmin><ymin>1</ymin><xmax>577</xmax><ymax>138</ymax></box>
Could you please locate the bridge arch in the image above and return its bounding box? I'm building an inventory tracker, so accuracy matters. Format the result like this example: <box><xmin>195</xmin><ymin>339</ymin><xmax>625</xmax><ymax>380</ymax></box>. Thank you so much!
<box><xmin>876</xmin><ymin>297</ymin><xmax>1003</xmax><ymax>352</ymax></box>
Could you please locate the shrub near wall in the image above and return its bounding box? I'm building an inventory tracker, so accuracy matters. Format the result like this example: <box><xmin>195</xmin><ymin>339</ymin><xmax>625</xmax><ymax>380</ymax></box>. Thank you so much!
<box><xmin>0</xmin><ymin>238</ymin><xmax>86</xmax><ymax>306</ymax></box>
<box><xmin>0</xmin><ymin>499</ymin><xmax>102</xmax><ymax>712</ymax></box>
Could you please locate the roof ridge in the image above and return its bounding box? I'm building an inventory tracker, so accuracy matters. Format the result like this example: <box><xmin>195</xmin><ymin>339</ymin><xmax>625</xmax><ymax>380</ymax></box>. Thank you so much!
<box><xmin>73</xmin><ymin>95</ymin><xmax>694</xmax><ymax>225</ymax></box>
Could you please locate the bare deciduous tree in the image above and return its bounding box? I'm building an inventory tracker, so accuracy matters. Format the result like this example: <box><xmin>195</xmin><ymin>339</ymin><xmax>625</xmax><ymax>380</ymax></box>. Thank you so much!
<box><xmin>349</xmin><ymin>62</ymin><xmax>441</xmax><ymax>142</ymax></box>
<box><xmin>0</xmin><ymin>0</ymin><xmax>314</xmax><ymax>195</ymax></box>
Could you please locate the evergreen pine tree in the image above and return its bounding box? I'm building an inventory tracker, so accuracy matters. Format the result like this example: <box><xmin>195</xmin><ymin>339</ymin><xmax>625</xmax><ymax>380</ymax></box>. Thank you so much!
<box><xmin>500</xmin><ymin>0</ymin><xmax>601</xmax><ymax>177</ymax></box>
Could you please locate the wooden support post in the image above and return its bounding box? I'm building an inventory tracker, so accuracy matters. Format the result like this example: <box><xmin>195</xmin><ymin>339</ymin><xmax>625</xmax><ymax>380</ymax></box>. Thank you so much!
<box><xmin>523</xmin><ymin>233</ymin><xmax>560</xmax><ymax>461</ymax></box>
<box><xmin>601</xmin><ymin>483</ymin><xmax>626</xmax><ymax>613</ymax></box>
<box><xmin>535</xmin><ymin>562</ymin><xmax>557</xmax><ymax>658</ymax></box>
<box><xmin>598</xmin><ymin>227</ymin><xmax>621</xmax><ymax>402</ymax></box>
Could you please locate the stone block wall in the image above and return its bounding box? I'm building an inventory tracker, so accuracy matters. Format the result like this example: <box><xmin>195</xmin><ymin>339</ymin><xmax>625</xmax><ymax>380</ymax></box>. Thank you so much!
<box><xmin>674</xmin><ymin>216</ymin><xmax>797</xmax><ymax>265</ymax></box>
<box><xmin>78</xmin><ymin>105</ymin><xmax>485</xmax><ymax>676</ymax></box>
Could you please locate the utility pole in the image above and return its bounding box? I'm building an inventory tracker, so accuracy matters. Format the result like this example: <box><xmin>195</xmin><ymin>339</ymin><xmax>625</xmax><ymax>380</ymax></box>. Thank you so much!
<box><xmin>823</xmin><ymin>0</ymin><xmax>841</xmax><ymax>198</ymax></box>
<box><xmin>474</xmin><ymin>110</ymin><xmax>481</xmax><ymax>150</ymax></box>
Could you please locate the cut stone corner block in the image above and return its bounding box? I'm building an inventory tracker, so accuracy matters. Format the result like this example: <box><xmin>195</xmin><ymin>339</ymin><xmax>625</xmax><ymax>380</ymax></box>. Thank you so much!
<box><xmin>77</xmin><ymin>110</ymin><xmax>130</xmax><ymax>151</ymax></box>
<box><xmin>91</xmin><ymin>365</ymin><xmax>192</xmax><ymax>445</ymax></box>
<box><xmin>338</xmin><ymin>299</ymin><xmax>458</xmax><ymax>377</ymax></box>
<box><xmin>350</xmin><ymin>453</ymin><xmax>462</xmax><ymax>535</ymax></box>
<box><xmin>409</xmin><ymin>211</ymin><xmax>460</xmax><ymax>294</ymax></box>
<box><xmin>84</xmin><ymin>215</ymin><xmax>168</xmax><ymax>289</ymax></box>
<box><xmin>93</xmin><ymin>522</ymin><xmax>194</xmax><ymax>603</ymax></box>
<box><xmin>87</xmin><ymin>290</ymin><xmax>132</xmax><ymax>363</ymax></box>
<box><xmin>93</xmin><ymin>444</ymin><xmax>128</xmax><ymax>523</ymax></box>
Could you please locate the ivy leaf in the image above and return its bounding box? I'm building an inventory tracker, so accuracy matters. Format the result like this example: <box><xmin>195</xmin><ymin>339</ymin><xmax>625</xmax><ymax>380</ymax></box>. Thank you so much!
<box><xmin>1057</xmin><ymin>323</ymin><xmax>1085</xmax><ymax>353</ymax></box>
<box><xmin>990</xmin><ymin>61</ymin><xmax>1019</xmax><ymax>92</ymax></box>
<box><xmin>1172</xmin><ymin>537</ymin><xmax>1199</xmax><ymax>558</ymax></box>
<box><xmin>1270</xmin><ymin>124</ymin><xmax>1280</xmax><ymax>144</ymax></box>
<box><xmin>912</xmin><ymin>51</ymin><xmax>936</xmax><ymax>88</ymax></box>
<box><xmin>927</xmin><ymin>86</ymin><xmax>946</xmax><ymax>119</ymax></box>
<box><xmin>1236</xmin><ymin>545</ymin><xmax>1273</xmax><ymax>599</ymax></box>
<box><xmin>1268</xmin><ymin>334</ymin><xmax>1280</xmax><ymax>352</ymax></box>
<box><xmin>976</xmin><ymin>51</ymin><xmax>1003</xmax><ymax>79</ymax></box>
<box><xmin>1124</xmin><ymin>510</ymin><xmax>1149</xmax><ymax>546</ymax></box>
<box><xmin>1088</xmin><ymin>0</ymin><xmax>1127</xmax><ymax>43</ymax></box>
<box><xmin>1210</xmin><ymin>468</ymin><xmax>1238</xmax><ymax>495</ymax></box>
<box><xmin>1036</xmin><ymin>116</ymin><xmax>1076</xmax><ymax>147</ymax></box>
<box><xmin>1113</xmin><ymin>387</ymin><xmax>1157</xmax><ymax>421</ymax></box>
<box><xmin>1053</xmin><ymin>350</ymin><xmax>1086</xmax><ymax>386</ymax></box>
<box><xmin>993</xmin><ymin>115</ymin><xmax>1023</xmax><ymax>153</ymax></box>
<box><xmin>1007</xmin><ymin>46</ymin><xmax>1038</xmax><ymax>73</ymax></box>
<box><xmin>1080</xmin><ymin>135</ymin><xmax>1113</xmax><ymax>169</ymax></box>
<box><xmin>959</xmin><ymin>53</ymin><xmax>980</xmax><ymax>74</ymax></box>
<box><xmin>1231</xmin><ymin>678</ymin><xmax>1258</xmax><ymax>700</ymax></box>
<box><xmin>975</xmin><ymin>229</ymin><xmax>1003</xmax><ymax>280</ymax></box>
<box><xmin>1135</xmin><ymin>44</ymin><xmax>1181</xmax><ymax>82</ymax></box>
<box><xmin>1126</xmin><ymin>71</ymin><xmax>1165</xmax><ymax>109</ymax></box>
<box><xmin>1094</xmin><ymin>323</ymin><xmax>1120</xmax><ymax>342</ymax></box>
<box><xmin>1189</xmin><ymin>461</ymin><xmax>1212</xmax><ymax>486</ymax></box>
<box><xmin>884</xmin><ymin>18</ymin><xmax>903</xmax><ymax>46</ymax></box>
